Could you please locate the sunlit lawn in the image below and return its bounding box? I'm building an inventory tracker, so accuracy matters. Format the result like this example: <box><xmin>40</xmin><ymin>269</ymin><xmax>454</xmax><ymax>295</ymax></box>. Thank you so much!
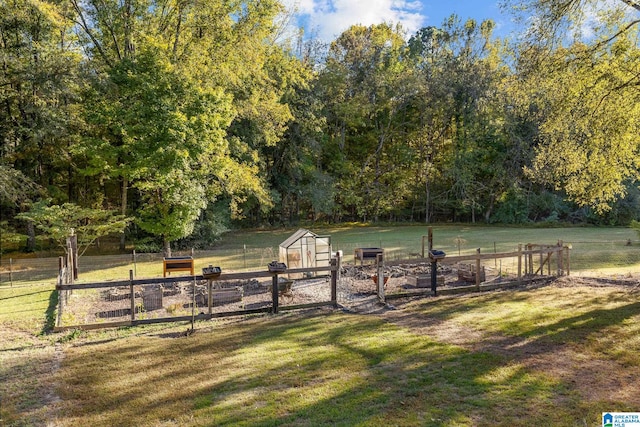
<box><xmin>0</xmin><ymin>282</ymin><xmax>627</xmax><ymax>426</ymax></box>
<box><xmin>3</xmin><ymin>224</ymin><xmax>639</xmax><ymax>288</ymax></box>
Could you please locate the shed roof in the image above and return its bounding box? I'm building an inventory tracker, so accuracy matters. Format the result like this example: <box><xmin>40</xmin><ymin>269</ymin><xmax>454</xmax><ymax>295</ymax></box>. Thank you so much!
<box><xmin>279</xmin><ymin>228</ymin><xmax>317</xmax><ymax>249</ymax></box>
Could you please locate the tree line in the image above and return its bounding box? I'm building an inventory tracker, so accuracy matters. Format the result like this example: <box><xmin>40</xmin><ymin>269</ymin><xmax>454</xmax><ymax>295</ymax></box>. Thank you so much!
<box><xmin>1</xmin><ymin>0</ymin><xmax>640</xmax><ymax>253</ymax></box>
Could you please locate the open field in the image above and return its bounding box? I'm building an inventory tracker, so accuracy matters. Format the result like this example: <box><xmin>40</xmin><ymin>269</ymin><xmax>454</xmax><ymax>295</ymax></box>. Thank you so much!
<box><xmin>2</xmin><ymin>277</ymin><xmax>640</xmax><ymax>426</ymax></box>
<box><xmin>2</xmin><ymin>225</ymin><xmax>640</xmax><ymax>288</ymax></box>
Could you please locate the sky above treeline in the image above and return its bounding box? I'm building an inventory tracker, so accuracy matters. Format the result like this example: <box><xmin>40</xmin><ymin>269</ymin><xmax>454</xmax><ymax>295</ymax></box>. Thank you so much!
<box><xmin>284</xmin><ymin>0</ymin><xmax>513</xmax><ymax>41</ymax></box>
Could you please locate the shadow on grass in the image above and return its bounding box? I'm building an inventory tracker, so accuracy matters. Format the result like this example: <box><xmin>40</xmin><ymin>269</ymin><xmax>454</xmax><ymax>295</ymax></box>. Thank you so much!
<box><xmin>53</xmin><ymin>311</ymin><xmax>586</xmax><ymax>426</ymax></box>
<box><xmin>41</xmin><ymin>289</ymin><xmax>58</xmax><ymax>334</ymax></box>
<box><xmin>0</xmin><ymin>289</ymin><xmax>51</xmax><ymax>301</ymax></box>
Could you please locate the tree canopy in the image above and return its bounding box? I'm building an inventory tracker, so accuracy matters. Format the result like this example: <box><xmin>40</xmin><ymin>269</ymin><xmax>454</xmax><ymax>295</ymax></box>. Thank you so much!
<box><xmin>2</xmin><ymin>0</ymin><xmax>640</xmax><ymax>253</ymax></box>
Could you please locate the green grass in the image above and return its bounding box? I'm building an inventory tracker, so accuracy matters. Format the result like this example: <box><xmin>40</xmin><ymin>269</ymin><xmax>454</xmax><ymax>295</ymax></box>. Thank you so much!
<box><xmin>2</xmin><ymin>224</ymin><xmax>639</xmax><ymax>288</ymax></box>
<box><xmin>0</xmin><ymin>283</ymin><xmax>57</xmax><ymax>334</ymax></box>
<box><xmin>2</xmin><ymin>224</ymin><xmax>640</xmax><ymax>425</ymax></box>
<box><xmin>3</xmin><ymin>278</ymin><xmax>640</xmax><ymax>425</ymax></box>
<box><xmin>35</xmin><ymin>280</ymin><xmax>640</xmax><ymax>426</ymax></box>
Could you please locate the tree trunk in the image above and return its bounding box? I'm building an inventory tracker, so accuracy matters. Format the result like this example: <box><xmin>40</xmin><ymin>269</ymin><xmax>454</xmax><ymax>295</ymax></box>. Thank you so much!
<box><xmin>119</xmin><ymin>177</ymin><xmax>128</xmax><ymax>251</ymax></box>
<box><xmin>163</xmin><ymin>237</ymin><xmax>171</xmax><ymax>258</ymax></box>
<box><xmin>424</xmin><ymin>176</ymin><xmax>431</xmax><ymax>223</ymax></box>
<box><xmin>485</xmin><ymin>195</ymin><xmax>495</xmax><ymax>223</ymax></box>
<box><xmin>26</xmin><ymin>221</ymin><xmax>36</xmax><ymax>252</ymax></box>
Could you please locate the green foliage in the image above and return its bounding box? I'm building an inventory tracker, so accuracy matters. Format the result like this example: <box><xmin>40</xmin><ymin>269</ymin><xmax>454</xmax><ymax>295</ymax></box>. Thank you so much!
<box><xmin>16</xmin><ymin>201</ymin><xmax>131</xmax><ymax>255</ymax></box>
<box><xmin>174</xmin><ymin>202</ymin><xmax>231</xmax><ymax>249</ymax></box>
<box><xmin>524</xmin><ymin>37</ymin><xmax>640</xmax><ymax>213</ymax></box>
<box><xmin>3</xmin><ymin>0</ymin><xmax>640</xmax><ymax>237</ymax></box>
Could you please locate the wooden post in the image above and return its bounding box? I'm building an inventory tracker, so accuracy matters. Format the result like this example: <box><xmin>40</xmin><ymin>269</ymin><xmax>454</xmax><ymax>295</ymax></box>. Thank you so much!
<box><xmin>377</xmin><ymin>253</ymin><xmax>385</xmax><ymax>303</ymax></box>
<box><xmin>565</xmin><ymin>245</ymin><xmax>571</xmax><ymax>276</ymax></box>
<box><xmin>132</xmin><ymin>250</ymin><xmax>137</xmax><ymax>278</ymax></box>
<box><xmin>517</xmin><ymin>244</ymin><xmax>522</xmax><ymax>282</ymax></box>
<box><xmin>191</xmin><ymin>276</ymin><xmax>196</xmax><ymax>332</ymax></box>
<box><xmin>330</xmin><ymin>258</ymin><xmax>338</xmax><ymax>307</ymax></box>
<box><xmin>528</xmin><ymin>244</ymin><xmax>533</xmax><ymax>275</ymax></box>
<box><xmin>9</xmin><ymin>258</ymin><xmax>13</xmax><ymax>287</ymax></box>
<box><xmin>557</xmin><ymin>241</ymin><xmax>564</xmax><ymax>276</ymax></box>
<box><xmin>129</xmin><ymin>270</ymin><xmax>135</xmax><ymax>322</ymax></box>
<box><xmin>539</xmin><ymin>250</ymin><xmax>543</xmax><ymax>276</ymax></box>
<box><xmin>208</xmin><ymin>279</ymin><xmax>213</xmax><ymax>316</ymax></box>
<box><xmin>72</xmin><ymin>234</ymin><xmax>78</xmax><ymax>280</ymax></box>
<box><xmin>272</xmin><ymin>274</ymin><xmax>279</xmax><ymax>314</ymax></box>
<box><xmin>475</xmin><ymin>248</ymin><xmax>481</xmax><ymax>291</ymax></box>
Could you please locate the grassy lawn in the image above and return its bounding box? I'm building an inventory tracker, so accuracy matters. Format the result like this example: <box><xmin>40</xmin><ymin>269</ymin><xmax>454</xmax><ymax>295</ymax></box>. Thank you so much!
<box><xmin>3</xmin><ymin>279</ymin><xmax>640</xmax><ymax>426</ymax></box>
<box><xmin>2</xmin><ymin>224</ymin><xmax>639</xmax><ymax>287</ymax></box>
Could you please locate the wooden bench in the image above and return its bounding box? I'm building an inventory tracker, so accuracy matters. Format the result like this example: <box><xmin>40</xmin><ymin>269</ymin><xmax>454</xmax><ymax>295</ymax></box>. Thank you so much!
<box><xmin>163</xmin><ymin>257</ymin><xmax>194</xmax><ymax>277</ymax></box>
<box><xmin>354</xmin><ymin>248</ymin><xmax>384</xmax><ymax>264</ymax></box>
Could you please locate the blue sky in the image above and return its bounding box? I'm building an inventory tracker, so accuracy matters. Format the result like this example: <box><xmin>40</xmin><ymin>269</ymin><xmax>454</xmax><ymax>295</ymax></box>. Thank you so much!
<box><xmin>285</xmin><ymin>0</ymin><xmax>515</xmax><ymax>41</ymax></box>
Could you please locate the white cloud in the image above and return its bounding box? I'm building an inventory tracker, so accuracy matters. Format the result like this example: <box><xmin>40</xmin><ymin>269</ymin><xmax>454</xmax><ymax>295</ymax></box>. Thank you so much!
<box><xmin>283</xmin><ymin>0</ymin><xmax>426</xmax><ymax>41</ymax></box>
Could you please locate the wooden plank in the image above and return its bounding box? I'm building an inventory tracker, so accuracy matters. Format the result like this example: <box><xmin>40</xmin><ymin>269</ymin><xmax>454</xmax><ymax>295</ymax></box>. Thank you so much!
<box><xmin>57</xmin><ymin>265</ymin><xmax>339</xmax><ymax>291</ymax></box>
<box><xmin>280</xmin><ymin>301</ymin><xmax>335</xmax><ymax>311</ymax></box>
<box><xmin>383</xmin><ymin>246</ymin><xmax>565</xmax><ymax>267</ymax></box>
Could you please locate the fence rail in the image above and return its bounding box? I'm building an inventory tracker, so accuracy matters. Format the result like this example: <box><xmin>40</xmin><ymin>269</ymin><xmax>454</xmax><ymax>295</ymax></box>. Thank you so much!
<box><xmin>6</xmin><ymin>235</ymin><xmax>640</xmax><ymax>331</ymax></box>
<box><xmin>55</xmin><ymin>259</ymin><xmax>340</xmax><ymax>332</ymax></box>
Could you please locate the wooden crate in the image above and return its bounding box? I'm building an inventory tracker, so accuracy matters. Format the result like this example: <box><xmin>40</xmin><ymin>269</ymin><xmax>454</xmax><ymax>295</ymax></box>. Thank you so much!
<box><xmin>457</xmin><ymin>264</ymin><xmax>485</xmax><ymax>283</ymax></box>
<box><xmin>408</xmin><ymin>275</ymin><xmax>444</xmax><ymax>288</ymax></box>
<box><xmin>163</xmin><ymin>257</ymin><xmax>194</xmax><ymax>277</ymax></box>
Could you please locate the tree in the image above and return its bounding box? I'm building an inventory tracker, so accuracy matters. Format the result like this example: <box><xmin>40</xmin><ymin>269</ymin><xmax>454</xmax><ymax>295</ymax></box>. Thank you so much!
<box><xmin>17</xmin><ymin>201</ymin><xmax>131</xmax><ymax>256</ymax></box>
<box><xmin>318</xmin><ymin>23</ymin><xmax>418</xmax><ymax>221</ymax></box>
<box><xmin>72</xmin><ymin>0</ymin><xmax>286</xmax><ymax>253</ymax></box>
<box><xmin>0</xmin><ymin>1</ymin><xmax>82</xmax><ymax>250</ymax></box>
<box><xmin>503</xmin><ymin>0</ymin><xmax>640</xmax><ymax>213</ymax></box>
<box><xmin>406</xmin><ymin>17</ymin><xmax>514</xmax><ymax>222</ymax></box>
<box><xmin>0</xmin><ymin>0</ymin><xmax>82</xmax><ymax>192</ymax></box>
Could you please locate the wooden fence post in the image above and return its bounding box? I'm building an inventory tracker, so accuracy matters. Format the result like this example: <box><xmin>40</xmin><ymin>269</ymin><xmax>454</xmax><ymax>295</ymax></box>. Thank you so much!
<box><xmin>518</xmin><ymin>244</ymin><xmax>522</xmax><ymax>282</ymax></box>
<box><xmin>272</xmin><ymin>273</ymin><xmax>279</xmax><ymax>314</ymax></box>
<box><xmin>208</xmin><ymin>279</ymin><xmax>213</xmax><ymax>316</ymax></box>
<box><xmin>132</xmin><ymin>250</ymin><xmax>137</xmax><ymax>278</ymax></box>
<box><xmin>557</xmin><ymin>241</ymin><xmax>564</xmax><ymax>276</ymax></box>
<box><xmin>191</xmin><ymin>276</ymin><xmax>196</xmax><ymax>332</ymax></box>
<box><xmin>129</xmin><ymin>270</ymin><xmax>135</xmax><ymax>322</ymax></box>
<box><xmin>331</xmin><ymin>257</ymin><xmax>338</xmax><ymax>308</ymax></box>
<box><xmin>475</xmin><ymin>248</ymin><xmax>481</xmax><ymax>291</ymax></box>
<box><xmin>9</xmin><ymin>258</ymin><xmax>13</xmax><ymax>287</ymax></box>
<box><xmin>377</xmin><ymin>253</ymin><xmax>385</xmax><ymax>303</ymax></box>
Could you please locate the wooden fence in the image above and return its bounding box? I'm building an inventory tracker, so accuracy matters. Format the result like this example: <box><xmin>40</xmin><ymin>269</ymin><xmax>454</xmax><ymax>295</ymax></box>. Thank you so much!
<box><xmin>55</xmin><ymin>258</ymin><xmax>340</xmax><ymax>332</ymax></box>
<box><xmin>378</xmin><ymin>241</ymin><xmax>570</xmax><ymax>302</ymax></box>
<box><xmin>54</xmin><ymin>242</ymin><xmax>570</xmax><ymax>331</ymax></box>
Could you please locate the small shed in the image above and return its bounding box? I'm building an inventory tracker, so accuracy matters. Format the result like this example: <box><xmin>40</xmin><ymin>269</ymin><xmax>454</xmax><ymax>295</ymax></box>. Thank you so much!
<box><xmin>279</xmin><ymin>229</ymin><xmax>332</xmax><ymax>278</ymax></box>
